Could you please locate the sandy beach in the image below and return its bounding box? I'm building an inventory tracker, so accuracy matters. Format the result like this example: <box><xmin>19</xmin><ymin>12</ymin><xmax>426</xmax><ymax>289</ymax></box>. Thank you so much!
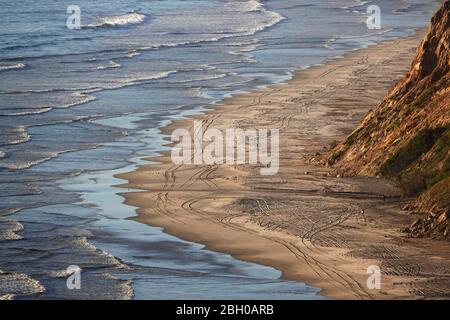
<box><xmin>118</xmin><ymin>30</ymin><xmax>450</xmax><ymax>300</ymax></box>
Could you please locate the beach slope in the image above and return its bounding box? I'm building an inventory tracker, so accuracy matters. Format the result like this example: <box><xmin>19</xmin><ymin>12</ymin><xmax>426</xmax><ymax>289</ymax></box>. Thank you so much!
<box><xmin>118</xmin><ymin>29</ymin><xmax>450</xmax><ymax>299</ymax></box>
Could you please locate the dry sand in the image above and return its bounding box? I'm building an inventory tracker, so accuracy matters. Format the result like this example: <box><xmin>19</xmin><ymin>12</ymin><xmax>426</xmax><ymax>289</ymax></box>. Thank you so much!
<box><xmin>118</xmin><ymin>31</ymin><xmax>450</xmax><ymax>300</ymax></box>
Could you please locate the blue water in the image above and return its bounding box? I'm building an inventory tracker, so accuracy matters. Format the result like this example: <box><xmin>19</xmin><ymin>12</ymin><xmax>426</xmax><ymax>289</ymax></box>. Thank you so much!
<box><xmin>0</xmin><ymin>0</ymin><xmax>441</xmax><ymax>299</ymax></box>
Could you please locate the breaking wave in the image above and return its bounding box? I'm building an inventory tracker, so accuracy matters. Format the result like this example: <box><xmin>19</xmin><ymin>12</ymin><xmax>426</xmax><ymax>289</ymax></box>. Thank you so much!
<box><xmin>83</xmin><ymin>12</ymin><xmax>146</xmax><ymax>29</ymax></box>
<box><xmin>0</xmin><ymin>63</ymin><xmax>26</xmax><ymax>72</ymax></box>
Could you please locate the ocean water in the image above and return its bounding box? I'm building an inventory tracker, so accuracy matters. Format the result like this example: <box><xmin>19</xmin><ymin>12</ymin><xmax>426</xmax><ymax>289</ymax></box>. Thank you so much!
<box><xmin>0</xmin><ymin>0</ymin><xmax>441</xmax><ymax>299</ymax></box>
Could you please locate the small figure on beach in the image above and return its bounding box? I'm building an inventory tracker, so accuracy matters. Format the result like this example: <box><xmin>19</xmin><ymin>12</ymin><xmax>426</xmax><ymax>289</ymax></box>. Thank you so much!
<box><xmin>360</xmin><ymin>208</ymin><xmax>367</xmax><ymax>225</ymax></box>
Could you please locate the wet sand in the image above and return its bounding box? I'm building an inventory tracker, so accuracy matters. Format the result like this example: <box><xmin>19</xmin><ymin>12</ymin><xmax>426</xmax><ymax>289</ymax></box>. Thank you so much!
<box><xmin>118</xmin><ymin>31</ymin><xmax>450</xmax><ymax>299</ymax></box>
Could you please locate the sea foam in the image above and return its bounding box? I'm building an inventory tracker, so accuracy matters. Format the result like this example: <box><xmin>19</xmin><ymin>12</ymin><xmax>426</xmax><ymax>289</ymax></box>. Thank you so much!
<box><xmin>84</xmin><ymin>12</ymin><xmax>146</xmax><ymax>29</ymax></box>
<box><xmin>0</xmin><ymin>63</ymin><xmax>26</xmax><ymax>72</ymax></box>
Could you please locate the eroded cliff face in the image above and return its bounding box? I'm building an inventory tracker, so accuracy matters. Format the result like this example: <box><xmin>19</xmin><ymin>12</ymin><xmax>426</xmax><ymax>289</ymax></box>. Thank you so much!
<box><xmin>328</xmin><ymin>1</ymin><xmax>450</xmax><ymax>239</ymax></box>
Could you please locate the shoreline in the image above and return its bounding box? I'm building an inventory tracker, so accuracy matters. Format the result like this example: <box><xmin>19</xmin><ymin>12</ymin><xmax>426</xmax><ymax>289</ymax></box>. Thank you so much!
<box><xmin>118</xmin><ymin>29</ymin><xmax>450</xmax><ymax>299</ymax></box>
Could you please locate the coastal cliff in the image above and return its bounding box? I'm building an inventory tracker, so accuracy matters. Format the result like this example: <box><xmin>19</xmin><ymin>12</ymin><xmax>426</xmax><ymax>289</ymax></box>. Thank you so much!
<box><xmin>328</xmin><ymin>1</ymin><xmax>450</xmax><ymax>239</ymax></box>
